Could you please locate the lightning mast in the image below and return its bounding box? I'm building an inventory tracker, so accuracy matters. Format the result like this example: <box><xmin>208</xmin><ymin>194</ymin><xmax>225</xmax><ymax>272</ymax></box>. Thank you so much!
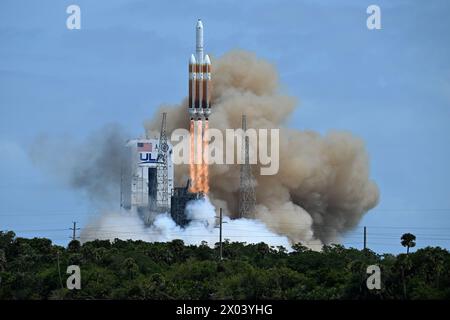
<box><xmin>156</xmin><ymin>112</ymin><xmax>169</xmax><ymax>211</ymax></box>
<box><xmin>238</xmin><ymin>114</ymin><xmax>256</xmax><ymax>218</ymax></box>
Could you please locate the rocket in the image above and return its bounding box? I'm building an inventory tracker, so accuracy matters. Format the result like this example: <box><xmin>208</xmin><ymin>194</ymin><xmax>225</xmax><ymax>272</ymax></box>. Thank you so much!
<box><xmin>188</xmin><ymin>20</ymin><xmax>211</xmax><ymax>194</ymax></box>
<box><xmin>188</xmin><ymin>19</ymin><xmax>211</xmax><ymax>120</ymax></box>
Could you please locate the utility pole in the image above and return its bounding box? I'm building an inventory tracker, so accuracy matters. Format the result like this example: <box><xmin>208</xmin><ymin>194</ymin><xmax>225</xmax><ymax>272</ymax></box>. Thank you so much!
<box><xmin>56</xmin><ymin>250</ymin><xmax>64</xmax><ymax>289</ymax></box>
<box><xmin>363</xmin><ymin>226</ymin><xmax>367</xmax><ymax>250</ymax></box>
<box><xmin>70</xmin><ymin>221</ymin><xmax>80</xmax><ymax>241</ymax></box>
<box><xmin>215</xmin><ymin>208</ymin><xmax>226</xmax><ymax>260</ymax></box>
<box><xmin>219</xmin><ymin>208</ymin><xmax>223</xmax><ymax>260</ymax></box>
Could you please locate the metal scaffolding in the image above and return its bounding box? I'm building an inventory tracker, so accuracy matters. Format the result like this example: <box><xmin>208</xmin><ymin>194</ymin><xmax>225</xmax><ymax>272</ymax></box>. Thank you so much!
<box><xmin>156</xmin><ymin>112</ymin><xmax>170</xmax><ymax>212</ymax></box>
<box><xmin>238</xmin><ymin>114</ymin><xmax>256</xmax><ymax>218</ymax></box>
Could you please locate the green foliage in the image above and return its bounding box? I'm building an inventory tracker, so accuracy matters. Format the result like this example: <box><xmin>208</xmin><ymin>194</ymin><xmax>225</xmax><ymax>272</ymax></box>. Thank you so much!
<box><xmin>401</xmin><ymin>233</ymin><xmax>417</xmax><ymax>254</ymax></box>
<box><xmin>0</xmin><ymin>231</ymin><xmax>449</xmax><ymax>300</ymax></box>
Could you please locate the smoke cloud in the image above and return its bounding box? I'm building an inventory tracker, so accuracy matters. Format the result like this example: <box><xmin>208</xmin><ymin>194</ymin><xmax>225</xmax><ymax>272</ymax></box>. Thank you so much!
<box><xmin>29</xmin><ymin>124</ymin><xmax>129</xmax><ymax>206</ymax></box>
<box><xmin>80</xmin><ymin>197</ymin><xmax>291</xmax><ymax>249</ymax></box>
<box><xmin>30</xmin><ymin>50</ymin><xmax>379</xmax><ymax>249</ymax></box>
<box><xmin>144</xmin><ymin>50</ymin><xmax>379</xmax><ymax>247</ymax></box>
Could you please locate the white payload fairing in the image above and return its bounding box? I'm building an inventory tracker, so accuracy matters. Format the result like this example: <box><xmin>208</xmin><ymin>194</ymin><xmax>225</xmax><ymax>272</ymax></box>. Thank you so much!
<box><xmin>188</xmin><ymin>19</ymin><xmax>211</xmax><ymax>120</ymax></box>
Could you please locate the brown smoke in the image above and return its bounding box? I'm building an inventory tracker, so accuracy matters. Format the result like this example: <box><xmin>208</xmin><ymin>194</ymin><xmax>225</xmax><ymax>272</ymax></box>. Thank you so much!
<box><xmin>145</xmin><ymin>50</ymin><xmax>379</xmax><ymax>247</ymax></box>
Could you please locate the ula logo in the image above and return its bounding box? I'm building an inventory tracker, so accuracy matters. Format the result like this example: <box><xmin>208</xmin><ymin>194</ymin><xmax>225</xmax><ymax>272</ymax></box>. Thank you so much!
<box><xmin>139</xmin><ymin>152</ymin><xmax>156</xmax><ymax>163</ymax></box>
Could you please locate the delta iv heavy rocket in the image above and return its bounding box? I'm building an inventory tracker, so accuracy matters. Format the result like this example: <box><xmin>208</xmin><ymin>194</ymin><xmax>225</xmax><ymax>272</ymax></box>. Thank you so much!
<box><xmin>188</xmin><ymin>20</ymin><xmax>210</xmax><ymax>194</ymax></box>
<box><xmin>188</xmin><ymin>19</ymin><xmax>211</xmax><ymax>120</ymax></box>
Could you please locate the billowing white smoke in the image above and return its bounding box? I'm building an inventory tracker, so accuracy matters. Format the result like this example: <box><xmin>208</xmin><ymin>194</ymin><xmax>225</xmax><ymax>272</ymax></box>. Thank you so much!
<box><xmin>80</xmin><ymin>197</ymin><xmax>291</xmax><ymax>249</ymax></box>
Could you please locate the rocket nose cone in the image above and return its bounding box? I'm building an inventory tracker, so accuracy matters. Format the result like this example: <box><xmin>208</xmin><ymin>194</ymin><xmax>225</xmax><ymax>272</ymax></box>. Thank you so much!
<box><xmin>204</xmin><ymin>54</ymin><xmax>211</xmax><ymax>65</ymax></box>
<box><xmin>190</xmin><ymin>54</ymin><xmax>196</xmax><ymax>64</ymax></box>
<box><xmin>196</xmin><ymin>19</ymin><xmax>203</xmax><ymax>29</ymax></box>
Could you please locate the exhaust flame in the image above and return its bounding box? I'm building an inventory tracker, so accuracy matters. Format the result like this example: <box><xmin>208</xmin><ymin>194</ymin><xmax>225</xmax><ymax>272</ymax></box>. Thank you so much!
<box><xmin>189</xmin><ymin>119</ymin><xmax>196</xmax><ymax>192</ymax></box>
<box><xmin>189</xmin><ymin>119</ymin><xmax>210</xmax><ymax>194</ymax></box>
<box><xmin>203</xmin><ymin>120</ymin><xmax>210</xmax><ymax>194</ymax></box>
<box><xmin>196</xmin><ymin>119</ymin><xmax>203</xmax><ymax>191</ymax></box>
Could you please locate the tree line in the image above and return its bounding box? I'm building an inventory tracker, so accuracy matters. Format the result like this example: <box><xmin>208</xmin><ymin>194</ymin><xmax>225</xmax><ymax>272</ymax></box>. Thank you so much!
<box><xmin>0</xmin><ymin>230</ymin><xmax>449</xmax><ymax>299</ymax></box>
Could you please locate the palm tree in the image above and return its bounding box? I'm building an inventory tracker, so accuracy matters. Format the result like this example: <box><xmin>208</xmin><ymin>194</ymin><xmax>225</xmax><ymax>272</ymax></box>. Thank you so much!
<box><xmin>401</xmin><ymin>233</ymin><xmax>416</xmax><ymax>254</ymax></box>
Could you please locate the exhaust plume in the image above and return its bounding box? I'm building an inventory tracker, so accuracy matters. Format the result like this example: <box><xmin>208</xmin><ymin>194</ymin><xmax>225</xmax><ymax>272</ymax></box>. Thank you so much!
<box><xmin>29</xmin><ymin>124</ymin><xmax>129</xmax><ymax>207</ymax></box>
<box><xmin>144</xmin><ymin>50</ymin><xmax>379</xmax><ymax>246</ymax></box>
<box><xmin>80</xmin><ymin>197</ymin><xmax>291</xmax><ymax>248</ymax></box>
<box><xmin>30</xmin><ymin>50</ymin><xmax>379</xmax><ymax>249</ymax></box>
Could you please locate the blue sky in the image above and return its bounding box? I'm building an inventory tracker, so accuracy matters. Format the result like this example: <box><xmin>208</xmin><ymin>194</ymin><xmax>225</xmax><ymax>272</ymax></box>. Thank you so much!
<box><xmin>0</xmin><ymin>0</ymin><xmax>449</xmax><ymax>253</ymax></box>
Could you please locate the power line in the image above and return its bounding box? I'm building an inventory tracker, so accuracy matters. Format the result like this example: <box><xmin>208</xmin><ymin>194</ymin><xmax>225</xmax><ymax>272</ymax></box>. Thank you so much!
<box><xmin>4</xmin><ymin>215</ymin><xmax>450</xmax><ymax>230</ymax></box>
<box><xmin>0</xmin><ymin>211</ymin><xmax>98</xmax><ymax>217</ymax></box>
<box><xmin>27</xmin><ymin>228</ymin><xmax>450</xmax><ymax>241</ymax></box>
<box><xmin>4</xmin><ymin>224</ymin><xmax>450</xmax><ymax>234</ymax></box>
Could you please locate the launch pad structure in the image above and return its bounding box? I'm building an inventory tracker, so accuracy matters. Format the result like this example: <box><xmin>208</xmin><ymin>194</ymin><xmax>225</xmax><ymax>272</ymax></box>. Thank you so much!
<box><xmin>121</xmin><ymin>20</ymin><xmax>210</xmax><ymax>225</ymax></box>
<box><xmin>171</xmin><ymin>180</ymin><xmax>204</xmax><ymax>227</ymax></box>
<box><xmin>120</xmin><ymin>112</ymin><xmax>204</xmax><ymax>226</ymax></box>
